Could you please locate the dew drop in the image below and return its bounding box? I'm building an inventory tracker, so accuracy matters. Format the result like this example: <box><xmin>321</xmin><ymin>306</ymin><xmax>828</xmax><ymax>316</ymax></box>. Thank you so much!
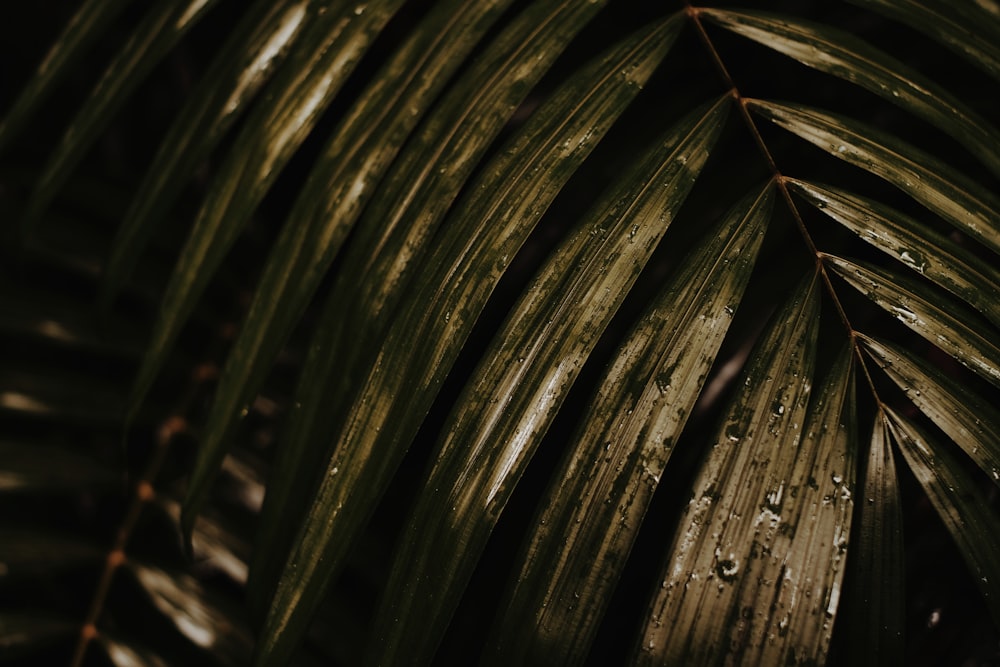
<box><xmin>716</xmin><ymin>558</ymin><xmax>740</xmax><ymax>582</ymax></box>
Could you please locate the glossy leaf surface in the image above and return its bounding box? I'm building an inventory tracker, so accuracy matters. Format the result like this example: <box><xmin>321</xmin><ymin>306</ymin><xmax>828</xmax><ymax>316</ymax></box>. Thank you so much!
<box><xmin>825</xmin><ymin>254</ymin><xmax>1000</xmax><ymax>387</ymax></box>
<box><xmin>372</xmin><ymin>92</ymin><xmax>731</xmax><ymax>666</ymax></box>
<box><xmin>255</xmin><ymin>19</ymin><xmax>680</xmax><ymax>666</ymax></box>
<box><xmin>886</xmin><ymin>408</ymin><xmax>1000</xmax><ymax>625</ymax></box>
<box><xmin>633</xmin><ymin>274</ymin><xmax>821</xmax><ymax>664</ymax></box>
<box><xmin>484</xmin><ymin>182</ymin><xmax>774</xmax><ymax>665</ymax></box>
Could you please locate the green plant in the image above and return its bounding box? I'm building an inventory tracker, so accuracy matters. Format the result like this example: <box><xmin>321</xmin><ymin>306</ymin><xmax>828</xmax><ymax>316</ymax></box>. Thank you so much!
<box><xmin>1</xmin><ymin>0</ymin><xmax>998</xmax><ymax>664</ymax></box>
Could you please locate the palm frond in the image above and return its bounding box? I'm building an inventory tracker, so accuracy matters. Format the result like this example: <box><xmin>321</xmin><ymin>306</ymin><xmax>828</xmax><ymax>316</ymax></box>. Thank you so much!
<box><xmin>1</xmin><ymin>1</ymin><xmax>998</xmax><ymax>665</ymax></box>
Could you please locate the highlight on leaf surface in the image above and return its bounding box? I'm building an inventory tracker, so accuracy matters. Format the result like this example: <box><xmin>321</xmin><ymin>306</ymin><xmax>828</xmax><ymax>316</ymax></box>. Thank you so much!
<box><xmin>1</xmin><ymin>1</ymin><xmax>998</xmax><ymax>665</ymax></box>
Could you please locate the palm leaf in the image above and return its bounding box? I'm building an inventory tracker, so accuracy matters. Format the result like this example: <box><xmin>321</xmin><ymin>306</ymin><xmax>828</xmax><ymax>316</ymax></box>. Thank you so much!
<box><xmin>2</xmin><ymin>1</ymin><xmax>998</xmax><ymax>665</ymax></box>
<box><xmin>484</xmin><ymin>182</ymin><xmax>773</xmax><ymax>664</ymax></box>
<box><xmin>847</xmin><ymin>412</ymin><xmax>905</xmax><ymax>666</ymax></box>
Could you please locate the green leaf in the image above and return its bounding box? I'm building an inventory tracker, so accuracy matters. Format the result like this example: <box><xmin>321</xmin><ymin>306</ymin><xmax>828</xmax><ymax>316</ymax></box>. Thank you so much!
<box><xmin>860</xmin><ymin>334</ymin><xmax>1000</xmax><ymax>486</ymax></box>
<box><xmin>372</xmin><ymin>93</ymin><xmax>731</xmax><ymax>667</ymax></box>
<box><xmin>99</xmin><ymin>0</ymin><xmax>312</xmax><ymax>308</ymax></box>
<box><xmin>789</xmin><ymin>179</ymin><xmax>1000</xmax><ymax>327</ymax></box>
<box><xmin>21</xmin><ymin>0</ymin><xmax>223</xmax><ymax>229</ymax></box>
<box><xmin>846</xmin><ymin>0</ymin><xmax>1000</xmax><ymax>80</ymax></box>
<box><xmin>633</xmin><ymin>273</ymin><xmax>821</xmax><ymax>665</ymax></box>
<box><xmin>127</xmin><ymin>0</ymin><xmax>408</xmax><ymax>422</ymax></box>
<box><xmin>747</xmin><ymin>99</ymin><xmax>1000</xmax><ymax>256</ymax></box>
<box><xmin>483</xmin><ymin>182</ymin><xmax>773</xmax><ymax>665</ymax></box>
<box><xmin>824</xmin><ymin>254</ymin><xmax>1000</xmax><ymax>387</ymax></box>
<box><xmin>0</xmin><ymin>0</ymin><xmax>134</xmax><ymax>155</ymax></box>
<box><xmin>886</xmin><ymin>408</ymin><xmax>1000</xmax><ymax>626</ymax></box>
<box><xmin>255</xmin><ymin>19</ymin><xmax>681</xmax><ymax>666</ymax></box>
<box><xmin>847</xmin><ymin>412</ymin><xmax>904</xmax><ymax>666</ymax></box>
<box><xmin>180</xmin><ymin>0</ymin><xmax>521</xmax><ymax>546</ymax></box>
<box><xmin>247</xmin><ymin>0</ymin><xmax>623</xmax><ymax>612</ymax></box>
<box><xmin>701</xmin><ymin>8</ymin><xmax>1000</xmax><ymax>177</ymax></box>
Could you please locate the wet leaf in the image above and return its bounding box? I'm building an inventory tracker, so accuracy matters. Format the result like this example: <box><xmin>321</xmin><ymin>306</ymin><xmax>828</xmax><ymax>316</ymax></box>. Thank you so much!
<box><xmin>824</xmin><ymin>254</ymin><xmax>1000</xmax><ymax>388</ymax></box>
<box><xmin>483</xmin><ymin>182</ymin><xmax>773</xmax><ymax>665</ymax></box>
<box><xmin>633</xmin><ymin>273</ymin><xmax>821</xmax><ymax>665</ymax></box>
<box><xmin>703</xmin><ymin>8</ymin><xmax>1000</xmax><ymax>177</ymax></box>
<box><xmin>860</xmin><ymin>334</ymin><xmax>1000</xmax><ymax>486</ymax></box>
<box><xmin>255</xmin><ymin>19</ymin><xmax>680</xmax><ymax>666</ymax></box>
<box><xmin>747</xmin><ymin>99</ymin><xmax>1000</xmax><ymax>256</ymax></box>
<box><xmin>886</xmin><ymin>408</ymin><xmax>1000</xmax><ymax>626</ymax></box>
<box><xmin>789</xmin><ymin>179</ymin><xmax>1000</xmax><ymax>327</ymax></box>
<box><xmin>372</xmin><ymin>93</ymin><xmax>731</xmax><ymax>666</ymax></box>
<box><xmin>846</xmin><ymin>413</ymin><xmax>904</xmax><ymax>666</ymax></box>
<box><xmin>127</xmin><ymin>0</ymin><xmax>408</xmax><ymax>422</ymax></box>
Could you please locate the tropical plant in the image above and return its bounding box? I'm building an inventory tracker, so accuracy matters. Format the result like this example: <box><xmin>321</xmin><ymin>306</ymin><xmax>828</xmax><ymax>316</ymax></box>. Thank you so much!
<box><xmin>1</xmin><ymin>0</ymin><xmax>998</xmax><ymax>665</ymax></box>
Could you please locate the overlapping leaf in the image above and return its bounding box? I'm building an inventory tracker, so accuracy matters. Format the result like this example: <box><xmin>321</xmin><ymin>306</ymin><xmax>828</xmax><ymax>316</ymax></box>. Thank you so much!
<box><xmin>483</xmin><ymin>182</ymin><xmax>773</xmax><ymax>665</ymax></box>
<box><xmin>22</xmin><ymin>0</ymin><xmax>223</xmax><ymax>229</ymax></box>
<box><xmin>633</xmin><ymin>274</ymin><xmax>820</xmax><ymax>664</ymax></box>
<box><xmin>176</xmin><ymin>0</ymin><xmax>527</xmax><ymax>541</ymax></box>
<box><xmin>127</xmin><ymin>0</ymin><xmax>409</xmax><ymax>421</ymax></box>
<box><xmin>789</xmin><ymin>180</ymin><xmax>1000</xmax><ymax>327</ymax></box>
<box><xmin>747</xmin><ymin>99</ymin><xmax>1000</xmax><ymax>256</ymax></box>
<box><xmin>255</xmin><ymin>19</ymin><xmax>681</xmax><ymax>666</ymax></box>
<box><xmin>702</xmin><ymin>8</ymin><xmax>1000</xmax><ymax>177</ymax></box>
<box><xmin>371</xmin><ymin>93</ymin><xmax>731</xmax><ymax>666</ymax></box>
<box><xmin>846</xmin><ymin>413</ymin><xmax>904</xmax><ymax>666</ymax></box>
<box><xmin>886</xmin><ymin>408</ymin><xmax>1000</xmax><ymax>625</ymax></box>
<box><xmin>824</xmin><ymin>254</ymin><xmax>1000</xmax><ymax>387</ymax></box>
<box><xmin>100</xmin><ymin>0</ymin><xmax>313</xmax><ymax>307</ymax></box>
<box><xmin>861</xmin><ymin>334</ymin><xmax>1000</xmax><ymax>486</ymax></box>
<box><xmin>248</xmin><ymin>0</ymin><xmax>624</xmax><ymax>609</ymax></box>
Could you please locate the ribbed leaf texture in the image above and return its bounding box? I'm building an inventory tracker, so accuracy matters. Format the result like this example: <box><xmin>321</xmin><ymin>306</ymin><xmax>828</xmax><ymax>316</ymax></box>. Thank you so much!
<box><xmin>0</xmin><ymin>1</ymin><xmax>997</xmax><ymax>666</ymax></box>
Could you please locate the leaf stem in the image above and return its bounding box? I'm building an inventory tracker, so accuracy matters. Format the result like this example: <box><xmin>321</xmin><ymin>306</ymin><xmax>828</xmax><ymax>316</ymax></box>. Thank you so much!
<box><xmin>69</xmin><ymin>365</ymin><xmax>216</xmax><ymax>667</ymax></box>
<box><xmin>685</xmin><ymin>2</ymin><xmax>882</xmax><ymax>401</ymax></box>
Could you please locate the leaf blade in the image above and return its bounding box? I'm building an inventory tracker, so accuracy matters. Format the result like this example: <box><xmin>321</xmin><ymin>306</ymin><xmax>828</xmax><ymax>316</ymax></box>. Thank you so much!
<box><xmin>860</xmin><ymin>334</ymin><xmax>1000</xmax><ymax>486</ymax></box>
<box><xmin>846</xmin><ymin>412</ymin><xmax>905</xmax><ymax>666</ymax></box>
<box><xmin>634</xmin><ymin>273</ymin><xmax>821</xmax><ymax>665</ymax></box>
<box><xmin>254</xmin><ymin>20</ymin><xmax>682</xmax><ymax>666</ymax></box>
<box><xmin>824</xmin><ymin>254</ymin><xmax>1000</xmax><ymax>388</ymax></box>
<box><xmin>99</xmin><ymin>0</ymin><xmax>312</xmax><ymax>308</ymax></box>
<box><xmin>886</xmin><ymin>408</ymin><xmax>1000</xmax><ymax>625</ymax></box>
<box><xmin>22</xmin><ymin>0</ymin><xmax>224</xmax><ymax>228</ymax></box>
<box><xmin>703</xmin><ymin>8</ymin><xmax>1000</xmax><ymax>177</ymax></box>
<box><xmin>373</xmin><ymin>93</ymin><xmax>732</xmax><ymax>666</ymax></box>
<box><xmin>747</xmin><ymin>99</ymin><xmax>1000</xmax><ymax>256</ymax></box>
<box><xmin>789</xmin><ymin>179</ymin><xmax>1000</xmax><ymax>327</ymax></box>
<box><xmin>484</xmin><ymin>182</ymin><xmax>774</xmax><ymax>665</ymax></box>
<box><xmin>125</xmin><ymin>0</ymin><xmax>407</xmax><ymax>421</ymax></box>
